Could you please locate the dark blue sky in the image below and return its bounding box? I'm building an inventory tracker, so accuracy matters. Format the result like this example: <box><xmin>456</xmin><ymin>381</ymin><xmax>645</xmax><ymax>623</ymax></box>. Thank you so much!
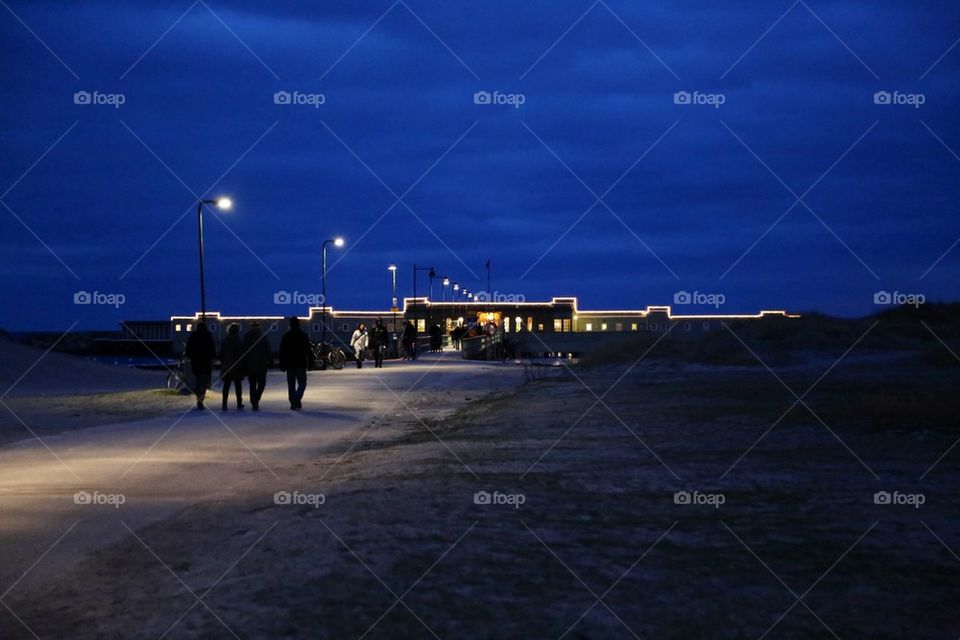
<box><xmin>1</xmin><ymin>0</ymin><xmax>958</xmax><ymax>330</ymax></box>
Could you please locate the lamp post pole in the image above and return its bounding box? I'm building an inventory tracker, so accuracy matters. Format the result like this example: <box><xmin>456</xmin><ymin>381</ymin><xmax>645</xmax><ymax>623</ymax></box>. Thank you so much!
<box><xmin>321</xmin><ymin>237</ymin><xmax>345</xmax><ymax>344</ymax></box>
<box><xmin>412</xmin><ymin>265</ymin><xmax>435</xmax><ymax>334</ymax></box>
<box><xmin>196</xmin><ymin>197</ymin><xmax>233</xmax><ymax>320</ymax></box>
<box><xmin>388</xmin><ymin>264</ymin><xmax>398</xmax><ymax>356</ymax></box>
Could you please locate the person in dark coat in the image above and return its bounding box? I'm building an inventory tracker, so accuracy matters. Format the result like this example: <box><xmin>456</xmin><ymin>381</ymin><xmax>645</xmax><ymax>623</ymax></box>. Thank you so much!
<box><xmin>279</xmin><ymin>317</ymin><xmax>311</xmax><ymax>410</ymax></box>
<box><xmin>242</xmin><ymin>321</ymin><xmax>271</xmax><ymax>411</ymax></box>
<box><xmin>185</xmin><ymin>321</ymin><xmax>216</xmax><ymax>410</ymax></box>
<box><xmin>401</xmin><ymin>320</ymin><xmax>418</xmax><ymax>360</ymax></box>
<box><xmin>369</xmin><ymin>318</ymin><xmax>388</xmax><ymax>368</ymax></box>
<box><xmin>219</xmin><ymin>322</ymin><xmax>244</xmax><ymax>411</ymax></box>
<box><xmin>429</xmin><ymin>323</ymin><xmax>442</xmax><ymax>352</ymax></box>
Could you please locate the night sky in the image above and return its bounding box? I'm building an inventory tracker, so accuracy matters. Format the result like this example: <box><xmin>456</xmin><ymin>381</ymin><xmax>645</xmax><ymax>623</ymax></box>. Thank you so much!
<box><xmin>1</xmin><ymin>0</ymin><xmax>958</xmax><ymax>330</ymax></box>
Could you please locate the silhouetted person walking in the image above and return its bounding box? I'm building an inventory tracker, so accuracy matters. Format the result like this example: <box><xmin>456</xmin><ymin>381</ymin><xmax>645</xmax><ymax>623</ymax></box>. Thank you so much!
<box><xmin>242</xmin><ymin>320</ymin><xmax>271</xmax><ymax>411</ymax></box>
<box><xmin>350</xmin><ymin>323</ymin><xmax>368</xmax><ymax>369</ymax></box>
<box><xmin>369</xmin><ymin>318</ymin><xmax>388</xmax><ymax>368</ymax></box>
<box><xmin>429</xmin><ymin>323</ymin><xmax>442</xmax><ymax>352</ymax></box>
<box><xmin>402</xmin><ymin>320</ymin><xmax>418</xmax><ymax>360</ymax></box>
<box><xmin>279</xmin><ymin>316</ymin><xmax>311</xmax><ymax>410</ymax></box>
<box><xmin>185</xmin><ymin>321</ymin><xmax>215</xmax><ymax>410</ymax></box>
<box><xmin>219</xmin><ymin>323</ymin><xmax>245</xmax><ymax>410</ymax></box>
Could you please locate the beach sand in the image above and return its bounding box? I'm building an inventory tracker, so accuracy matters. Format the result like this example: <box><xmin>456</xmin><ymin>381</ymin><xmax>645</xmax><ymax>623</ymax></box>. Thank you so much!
<box><xmin>1</xmin><ymin>344</ymin><xmax>957</xmax><ymax>638</ymax></box>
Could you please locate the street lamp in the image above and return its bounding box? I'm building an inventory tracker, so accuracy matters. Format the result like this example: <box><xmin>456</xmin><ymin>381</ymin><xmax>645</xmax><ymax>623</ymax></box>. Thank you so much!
<box><xmin>388</xmin><ymin>264</ymin><xmax>398</xmax><ymax>355</ymax></box>
<box><xmin>412</xmin><ymin>265</ymin><xmax>435</xmax><ymax>331</ymax></box>
<box><xmin>197</xmin><ymin>197</ymin><xmax>233</xmax><ymax>320</ymax></box>
<box><xmin>321</xmin><ymin>236</ymin><xmax>345</xmax><ymax>343</ymax></box>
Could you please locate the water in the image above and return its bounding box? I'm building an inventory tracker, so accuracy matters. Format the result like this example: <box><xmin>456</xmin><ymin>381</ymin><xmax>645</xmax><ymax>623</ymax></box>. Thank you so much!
<box><xmin>89</xmin><ymin>356</ymin><xmax>176</xmax><ymax>370</ymax></box>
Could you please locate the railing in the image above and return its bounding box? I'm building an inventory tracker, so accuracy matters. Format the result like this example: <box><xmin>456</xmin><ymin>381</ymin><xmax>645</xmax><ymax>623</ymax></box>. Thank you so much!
<box><xmin>460</xmin><ymin>332</ymin><xmax>502</xmax><ymax>360</ymax></box>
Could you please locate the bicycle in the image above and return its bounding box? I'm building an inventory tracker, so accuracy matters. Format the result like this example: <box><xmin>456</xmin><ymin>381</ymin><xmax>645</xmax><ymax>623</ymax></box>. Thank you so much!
<box><xmin>311</xmin><ymin>341</ymin><xmax>346</xmax><ymax>370</ymax></box>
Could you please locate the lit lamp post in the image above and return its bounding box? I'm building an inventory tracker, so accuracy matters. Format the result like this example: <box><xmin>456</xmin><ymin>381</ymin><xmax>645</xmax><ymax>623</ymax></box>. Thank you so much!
<box><xmin>388</xmin><ymin>264</ymin><xmax>398</xmax><ymax>356</ymax></box>
<box><xmin>453</xmin><ymin>283</ymin><xmax>460</xmax><ymax>326</ymax></box>
<box><xmin>439</xmin><ymin>277</ymin><xmax>450</xmax><ymax>336</ymax></box>
<box><xmin>197</xmin><ymin>197</ymin><xmax>232</xmax><ymax>320</ymax></box>
<box><xmin>321</xmin><ymin>237</ymin><xmax>345</xmax><ymax>344</ymax></box>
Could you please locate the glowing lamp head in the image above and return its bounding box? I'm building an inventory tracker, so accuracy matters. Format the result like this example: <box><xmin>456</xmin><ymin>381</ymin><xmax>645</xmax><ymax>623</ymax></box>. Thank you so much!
<box><xmin>443</xmin><ymin>278</ymin><xmax>450</xmax><ymax>286</ymax></box>
<box><xmin>333</xmin><ymin>237</ymin><xmax>345</xmax><ymax>248</ymax></box>
<box><xmin>388</xmin><ymin>264</ymin><xmax>397</xmax><ymax>272</ymax></box>
<box><xmin>215</xmin><ymin>197</ymin><xmax>233</xmax><ymax>211</ymax></box>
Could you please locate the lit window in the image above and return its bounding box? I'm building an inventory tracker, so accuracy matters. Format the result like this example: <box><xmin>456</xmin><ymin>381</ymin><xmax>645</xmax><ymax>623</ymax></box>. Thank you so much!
<box><xmin>553</xmin><ymin>319</ymin><xmax>562</xmax><ymax>332</ymax></box>
<box><xmin>563</xmin><ymin>319</ymin><xmax>571</xmax><ymax>332</ymax></box>
<box><xmin>585</xmin><ymin>323</ymin><xmax>593</xmax><ymax>332</ymax></box>
<box><xmin>417</xmin><ymin>319</ymin><xmax>426</xmax><ymax>332</ymax></box>
<box><xmin>186</xmin><ymin>324</ymin><xmax>192</xmax><ymax>332</ymax></box>
<box><xmin>515</xmin><ymin>316</ymin><xmax>522</xmax><ymax>332</ymax></box>
<box><xmin>601</xmin><ymin>323</ymin><xmax>608</xmax><ymax>331</ymax></box>
<box><xmin>537</xmin><ymin>323</ymin><xmax>544</xmax><ymax>331</ymax></box>
<box><xmin>175</xmin><ymin>324</ymin><xmax>182</xmax><ymax>332</ymax></box>
<box><xmin>631</xmin><ymin>323</ymin><xmax>638</xmax><ymax>331</ymax></box>
<box><xmin>527</xmin><ymin>317</ymin><xmax>533</xmax><ymax>331</ymax></box>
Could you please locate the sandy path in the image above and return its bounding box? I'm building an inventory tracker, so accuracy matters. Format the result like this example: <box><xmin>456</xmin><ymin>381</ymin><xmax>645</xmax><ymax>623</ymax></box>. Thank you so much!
<box><xmin>0</xmin><ymin>353</ymin><xmax>523</xmax><ymax>597</ymax></box>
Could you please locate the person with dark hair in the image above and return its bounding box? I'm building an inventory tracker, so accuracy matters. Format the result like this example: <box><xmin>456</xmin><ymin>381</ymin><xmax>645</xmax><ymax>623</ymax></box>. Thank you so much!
<box><xmin>185</xmin><ymin>321</ymin><xmax>215</xmax><ymax>410</ymax></box>
<box><xmin>242</xmin><ymin>320</ymin><xmax>271</xmax><ymax>411</ymax></box>
<box><xmin>429</xmin><ymin>323</ymin><xmax>442</xmax><ymax>352</ymax></box>
<box><xmin>369</xmin><ymin>318</ymin><xmax>388</xmax><ymax>368</ymax></box>
<box><xmin>402</xmin><ymin>319</ymin><xmax>418</xmax><ymax>361</ymax></box>
<box><xmin>279</xmin><ymin>316</ymin><xmax>311</xmax><ymax>410</ymax></box>
<box><xmin>219</xmin><ymin>322</ymin><xmax>245</xmax><ymax>411</ymax></box>
<box><xmin>350</xmin><ymin>323</ymin><xmax>368</xmax><ymax>369</ymax></box>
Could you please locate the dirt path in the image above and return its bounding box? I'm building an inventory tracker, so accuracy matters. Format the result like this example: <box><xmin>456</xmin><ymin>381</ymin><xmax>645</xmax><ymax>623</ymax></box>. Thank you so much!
<box><xmin>0</xmin><ymin>354</ymin><xmax>522</xmax><ymax>607</ymax></box>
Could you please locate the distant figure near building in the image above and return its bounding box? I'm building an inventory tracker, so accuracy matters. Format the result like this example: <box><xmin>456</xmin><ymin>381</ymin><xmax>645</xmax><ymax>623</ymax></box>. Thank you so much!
<box><xmin>402</xmin><ymin>320</ymin><xmax>418</xmax><ymax>360</ymax></box>
<box><xmin>429</xmin><ymin>323</ymin><xmax>442</xmax><ymax>352</ymax></box>
<box><xmin>185</xmin><ymin>321</ymin><xmax>215</xmax><ymax>410</ymax></box>
<box><xmin>242</xmin><ymin>321</ymin><xmax>271</xmax><ymax>411</ymax></box>
<box><xmin>279</xmin><ymin>317</ymin><xmax>311</xmax><ymax>410</ymax></box>
<box><xmin>219</xmin><ymin>323</ymin><xmax>245</xmax><ymax>411</ymax></box>
<box><xmin>369</xmin><ymin>318</ymin><xmax>388</xmax><ymax>368</ymax></box>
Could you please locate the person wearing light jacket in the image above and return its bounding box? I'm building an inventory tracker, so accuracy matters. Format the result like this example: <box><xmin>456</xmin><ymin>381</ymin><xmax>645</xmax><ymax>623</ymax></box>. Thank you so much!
<box><xmin>350</xmin><ymin>323</ymin><xmax>369</xmax><ymax>369</ymax></box>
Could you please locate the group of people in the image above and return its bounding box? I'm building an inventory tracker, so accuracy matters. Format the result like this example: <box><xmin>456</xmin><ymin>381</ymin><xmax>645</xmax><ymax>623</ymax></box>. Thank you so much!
<box><xmin>184</xmin><ymin>316</ymin><xmax>314</xmax><ymax>411</ymax></box>
<box><xmin>184</xmin><ymin>316</ymin><xmax>418</xmax><ymax>412</ymax></box>
<box><xmin>348</xmin><ymin>318</ymin><xmax>389</xmax><ymax>369</ymax></box>
<box><xmin>184</xmin><ymin>320</ymin><xmax>273</xmax><ymax>411</ymax></box>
